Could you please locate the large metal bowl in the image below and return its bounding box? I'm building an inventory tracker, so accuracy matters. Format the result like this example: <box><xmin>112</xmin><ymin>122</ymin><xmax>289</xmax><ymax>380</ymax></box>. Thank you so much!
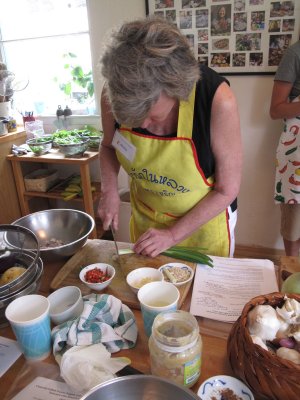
<box><xmin>80</xmin><ymin>375</ymin><xmax>200</xmax><ymax>400</ymax></box>
<box><xmin>12</xmin><ymin>209</ymin><xmax>95</xmax><ymax>261</ymax></box>
<box><xmin>58</xmin><ymin>138</ymin><xmax>89</xmax><ymax>157</ymax></box>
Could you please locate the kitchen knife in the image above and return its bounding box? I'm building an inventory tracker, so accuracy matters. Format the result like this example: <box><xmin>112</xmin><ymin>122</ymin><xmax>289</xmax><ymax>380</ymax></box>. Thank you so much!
<box><xmin>110</xmin><ymin>224</ymin><xmax>120</xmax><ymax>258</ymax></box>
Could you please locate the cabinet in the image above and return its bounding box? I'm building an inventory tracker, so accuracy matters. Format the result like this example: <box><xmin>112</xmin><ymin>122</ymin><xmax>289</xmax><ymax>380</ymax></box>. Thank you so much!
<box><xmin>7</xmin><ymin>148</ymin><xmax>101</xmax><ymax>239</ymax></box>
<box><xmin>0</xmin><ymin>129</ymin><xmax>27</xmax><ymax>224</ymax></box>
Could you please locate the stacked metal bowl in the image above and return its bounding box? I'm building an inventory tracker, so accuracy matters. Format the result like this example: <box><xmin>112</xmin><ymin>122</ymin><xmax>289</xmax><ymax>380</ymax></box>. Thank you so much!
<box><xmin>0</xmin><ymin>225</ymin><xmax>43</xmax><ymax>327</ymax></box>
<box><xmin>12</xmin><ymin>209</ymin><xmax>95</xmax><ymax>261</ymax></box>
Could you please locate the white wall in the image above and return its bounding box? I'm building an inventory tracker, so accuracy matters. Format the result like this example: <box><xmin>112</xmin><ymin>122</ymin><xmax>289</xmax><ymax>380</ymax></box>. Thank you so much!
<box><xmin>85</xmin><ymin>0</ymin><xmax>284</xmax><ymax>250</ymax></box>
<box><xmin>229</xmin><ymin>75</ymin><xmax>283</xmax><ymax>250</ymax></box>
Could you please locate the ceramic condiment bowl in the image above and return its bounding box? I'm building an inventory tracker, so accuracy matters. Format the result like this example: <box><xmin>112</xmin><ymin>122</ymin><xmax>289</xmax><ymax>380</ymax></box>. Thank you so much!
<box><xmin>79</xmin><ymin>263</ymin><xmax>115</xmax><ymax>291</ymax></box>
<box><xmin>126</xmin><ymin>267</ymin><xmax>164</xmax><ymax>294</ymax></box>
<box><xmin>48</xmin><ymin>286</ymin><xmax>83</xmax><ymax>325</ymax></box>
<box><xmin>158</xmin><ymin>263</ymin><xmax>194</xmax><ymax>287</ymax></box>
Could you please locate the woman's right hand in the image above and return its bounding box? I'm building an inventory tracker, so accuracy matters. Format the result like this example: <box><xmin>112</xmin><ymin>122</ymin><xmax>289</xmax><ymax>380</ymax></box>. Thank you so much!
<box><xmin>98</xmin><ymin>190</ymin><xmax>120</xmax><ymax>232</ymax></box>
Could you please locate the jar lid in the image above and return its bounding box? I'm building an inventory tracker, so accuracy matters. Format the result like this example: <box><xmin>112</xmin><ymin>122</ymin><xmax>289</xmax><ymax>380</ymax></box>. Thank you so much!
<box><xmin>151</xmin><ymin>310</ymin><xmax>200</xmax><ymax>350</ymax></box>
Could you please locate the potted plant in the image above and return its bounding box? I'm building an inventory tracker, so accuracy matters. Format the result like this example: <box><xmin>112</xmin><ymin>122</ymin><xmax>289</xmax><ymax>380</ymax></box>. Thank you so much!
<box><xmin>54</xmin><ymin>53</ymin><xmax>94</xmax><ymax>106</ymax></box>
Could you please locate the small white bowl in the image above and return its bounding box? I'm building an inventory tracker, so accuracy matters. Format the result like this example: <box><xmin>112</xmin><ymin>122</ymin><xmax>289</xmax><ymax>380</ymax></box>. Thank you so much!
<box><xmin>126</xmin><ymin>267</ymin><xmax>164</xmax><ymax>294</ymax></box>
<box><xmin>158</xmin><ymin>263</ymin><xmax>194</xmax><ymax>287</ymax></box>
<box><xmin>48</xmin><ymin>286</ymin><xmax>83</xmax><ymax>325</ymax></box>
<box><xmin>79</xmin><ymin>263</ymin><xmax>115</xmax><ymax>291</ymax></box>
<box><xmin>198</xmin><ymin>375</ymin><xmax>254</xmax><ymax>400</ymax></box>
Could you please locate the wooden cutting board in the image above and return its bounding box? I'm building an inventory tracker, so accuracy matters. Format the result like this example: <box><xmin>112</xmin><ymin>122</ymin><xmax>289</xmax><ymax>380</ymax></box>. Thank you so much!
<box><xmin>50</xmin><ymin>239</ymin><xmax>196</xmax><ymax>310</ymax></box>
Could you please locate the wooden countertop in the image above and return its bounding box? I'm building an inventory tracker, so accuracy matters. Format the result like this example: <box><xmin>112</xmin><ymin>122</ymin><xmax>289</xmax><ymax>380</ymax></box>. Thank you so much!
<box><xmin>6</xmin><ymin>147</ymin><xmax>99</xmax><ymax>164</ymax></box>
<box><xmin>1</xmin><ymin>241</ymin><xmax>299</xmax><ymax>400</ymax></box>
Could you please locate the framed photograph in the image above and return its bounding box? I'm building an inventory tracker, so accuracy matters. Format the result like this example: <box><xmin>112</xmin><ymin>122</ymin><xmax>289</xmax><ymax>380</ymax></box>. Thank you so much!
<box><xmin>145</xmin><ymin>0</ymin><xmax>300</xmax><ymax>75</ymax></box>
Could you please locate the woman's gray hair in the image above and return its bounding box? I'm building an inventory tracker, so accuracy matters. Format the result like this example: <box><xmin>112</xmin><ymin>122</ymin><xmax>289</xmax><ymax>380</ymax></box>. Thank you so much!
<box><xmin>101</xmin><ymin>16</ymin><xmax>200</xmax><ymax>126</ymax></box>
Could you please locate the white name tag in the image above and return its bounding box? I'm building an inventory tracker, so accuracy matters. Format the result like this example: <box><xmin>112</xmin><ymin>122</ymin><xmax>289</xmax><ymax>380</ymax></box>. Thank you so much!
<box><xmin>112</xmin><ymin>129</ymin><xmax>136</xmax><ymax>162</ymax></box>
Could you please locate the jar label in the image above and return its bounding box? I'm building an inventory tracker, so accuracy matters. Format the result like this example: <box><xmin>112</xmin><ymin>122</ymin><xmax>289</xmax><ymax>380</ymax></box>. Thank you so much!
<box><xmin>184</xmin><ymin>355</ymin><xmax>201</xmax><ymax>385</ymax></box>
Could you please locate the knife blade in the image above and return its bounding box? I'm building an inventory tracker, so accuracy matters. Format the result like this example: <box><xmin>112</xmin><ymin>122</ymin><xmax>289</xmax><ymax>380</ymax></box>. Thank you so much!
<box><xmin>110</xmin><ymin>225</ymin><xmax>120</xmax><ymax>258</ymax></box>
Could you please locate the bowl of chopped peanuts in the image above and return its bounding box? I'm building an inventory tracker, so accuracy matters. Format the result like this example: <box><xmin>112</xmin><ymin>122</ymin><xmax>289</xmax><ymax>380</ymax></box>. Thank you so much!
<box><xmin>158</xmin><ymin>263</ymin><xmax>194</xmax><ymax>287</ymax></box>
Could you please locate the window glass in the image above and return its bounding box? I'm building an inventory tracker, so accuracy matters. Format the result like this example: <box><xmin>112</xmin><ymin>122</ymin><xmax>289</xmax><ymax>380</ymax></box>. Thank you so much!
<box><xmin>0</xmin><ymin>0</ymin><xmax>88</xmax><ymax>40</ymax></box>
<box><xmin>0</xmin><ymin>0</ymin><xmax>95</xmax><ymax>116</ymax></box>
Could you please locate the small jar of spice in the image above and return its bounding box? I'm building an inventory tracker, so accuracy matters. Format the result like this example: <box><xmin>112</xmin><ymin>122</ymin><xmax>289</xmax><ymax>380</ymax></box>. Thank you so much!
<box><xmin>149</xmin><ymin>310</ymin><xmax>202</xmax><ymax>388</ymax></box>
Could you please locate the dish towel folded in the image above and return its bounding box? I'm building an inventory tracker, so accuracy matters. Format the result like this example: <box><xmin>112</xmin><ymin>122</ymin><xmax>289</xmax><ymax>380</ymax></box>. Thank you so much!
<box><xmin>52</xmin><ymin>293</ymin><xmax>138</xmax><ymax>357</ymax></box>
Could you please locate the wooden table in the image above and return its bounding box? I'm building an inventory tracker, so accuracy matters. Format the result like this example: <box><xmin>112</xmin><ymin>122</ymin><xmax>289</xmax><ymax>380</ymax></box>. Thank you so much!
<box><xmin>6</xmin><ymin>149</ymin><xmax>100</xmax><ymax>239</ymax></box>
<box><xmin>1</xmin><ymin>243</ymin><xmax>299</xmax><ymax>400</ymax></box>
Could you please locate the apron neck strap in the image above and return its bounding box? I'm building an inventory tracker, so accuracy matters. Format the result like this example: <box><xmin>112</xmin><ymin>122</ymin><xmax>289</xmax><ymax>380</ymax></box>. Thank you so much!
<box><xmin>177</xmin><ymin>85</ymin><xmax>196</xmax><ymax>139</ymax></box>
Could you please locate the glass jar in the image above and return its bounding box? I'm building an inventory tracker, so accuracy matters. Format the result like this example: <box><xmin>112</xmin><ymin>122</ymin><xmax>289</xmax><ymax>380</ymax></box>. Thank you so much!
<box><xmin>148</xmin><ymin>310</ymin><xmax>202</xmax><ymax>388</ymax></box>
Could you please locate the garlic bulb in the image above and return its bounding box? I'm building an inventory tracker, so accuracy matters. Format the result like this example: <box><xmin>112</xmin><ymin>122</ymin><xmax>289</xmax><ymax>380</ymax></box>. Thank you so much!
<box><xmin>276</xmin><ymin>347</ymin><xmax>300</xmax><ymax>365</ymax></box>
<box><xmin>276</xmin><ymin>297</ymin><xmax>300</xmax><ymax>324</ymax></box>
<box><xmin>247</xmin><ymin>305</ymin><xmax>281</xmax><ymax>341</ymax></box>
<box><xmin>250</xmin><ymin>335</ymin><xmax>269</xmax><ymax>351</ymax></box>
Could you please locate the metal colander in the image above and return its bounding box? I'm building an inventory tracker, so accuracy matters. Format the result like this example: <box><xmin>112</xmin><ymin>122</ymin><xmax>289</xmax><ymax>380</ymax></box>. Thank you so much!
<box><xmin>0</xmin><ymin>224</ymin><xmax>40</xmax><ymax>296</ymax></box>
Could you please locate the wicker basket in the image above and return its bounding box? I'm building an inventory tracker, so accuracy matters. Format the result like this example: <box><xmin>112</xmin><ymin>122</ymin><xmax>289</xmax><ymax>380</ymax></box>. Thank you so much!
<box><xmin>227</xmin><ymin>292</ymin><xmax>300</xmax><ymax>400</ymax></box>
<box><xmin>24</xmin><ymin>169</ymin><xmax>59</xmax><ymax>192</ymax></box>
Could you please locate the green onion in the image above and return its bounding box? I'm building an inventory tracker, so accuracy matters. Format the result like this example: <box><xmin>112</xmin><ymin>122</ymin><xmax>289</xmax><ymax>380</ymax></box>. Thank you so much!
<box><xmin>161</xmin><ymin>246</ymin><xmax>214</xmax><ymax>268</ymax></box>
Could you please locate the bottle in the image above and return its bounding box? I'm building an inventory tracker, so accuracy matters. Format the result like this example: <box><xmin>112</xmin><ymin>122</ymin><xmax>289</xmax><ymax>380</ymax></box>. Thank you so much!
<box><xmin>56</xmin><ymin>105</ymin><xmax>64</xmax><ymax>117</ymax></box>
<box><xmin>148</xmin><ymin>310</ymin><xmax>202</xmax><ymax>388</ymax></box>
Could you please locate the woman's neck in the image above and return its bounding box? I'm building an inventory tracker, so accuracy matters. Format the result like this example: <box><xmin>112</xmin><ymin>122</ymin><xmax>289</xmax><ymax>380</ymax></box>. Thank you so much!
<box><xmin>147</xmin><ymin>101</ymin><xmax>179</xmax><ymax>136</ymax></box>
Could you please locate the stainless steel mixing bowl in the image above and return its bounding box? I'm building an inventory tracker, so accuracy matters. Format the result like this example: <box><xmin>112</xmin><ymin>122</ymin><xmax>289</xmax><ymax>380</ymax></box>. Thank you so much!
<box><xmin>12</xmin><ymin>209</ymin><xmax>95</xmax><ymax>261</ymax></box>
<box><xmin>80</xmin><ymin>375</ymin><xmax>200</xmax><ymax>400</ymax></box>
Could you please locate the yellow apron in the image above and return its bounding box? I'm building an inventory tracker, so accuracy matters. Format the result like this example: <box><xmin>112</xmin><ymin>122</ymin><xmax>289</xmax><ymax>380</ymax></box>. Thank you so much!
<box><xmin>115</xmin><ymin>86</ymin><xmax>230</xmax><ymax>256</ymax></box>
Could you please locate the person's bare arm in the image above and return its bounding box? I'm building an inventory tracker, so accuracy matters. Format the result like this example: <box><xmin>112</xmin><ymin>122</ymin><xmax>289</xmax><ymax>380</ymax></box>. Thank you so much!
<box><xmin>270</xmin><ymin>81</ymin><xmax>300</xmax><ymax>119</ymax></box>
<box><xmin>133</xmin><ymin>82</ymin><xmax>242</xmax><ymax>257</ymax></box>
<box><xmin>97</xmin><ymin>87</ymin><xmax>121</xmax><ymax>231</ymax></box>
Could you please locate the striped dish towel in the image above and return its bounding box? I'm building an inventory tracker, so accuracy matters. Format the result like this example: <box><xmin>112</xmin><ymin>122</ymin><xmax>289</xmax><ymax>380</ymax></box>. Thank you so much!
<box><xmin>52</xmin><ymin>293</ymin><xmax>138</xmax><ymax>356</ymax></box>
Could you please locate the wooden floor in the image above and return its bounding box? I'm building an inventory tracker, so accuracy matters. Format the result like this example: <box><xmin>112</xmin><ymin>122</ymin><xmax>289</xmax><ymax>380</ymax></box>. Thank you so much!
<box><xmin>235</xmin><ymin>244</ymin><xmax>285</xmax><ymax>265</ymax></box>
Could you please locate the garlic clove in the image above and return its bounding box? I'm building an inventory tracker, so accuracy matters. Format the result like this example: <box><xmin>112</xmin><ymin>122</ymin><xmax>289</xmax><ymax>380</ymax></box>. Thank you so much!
<box><xmin>250</xmin><ymin>335</ymin><xmax>269</xmax><ymax>351</ymax></box>
<box><xmin>276</xmin><ymin>347</ymin><xmax>300</xmax><ymax>365</ymax></box>
<box><xmin>287</xmin><ymin>324</ymin><xmax>300</xmax><ymax>342</ymax></box>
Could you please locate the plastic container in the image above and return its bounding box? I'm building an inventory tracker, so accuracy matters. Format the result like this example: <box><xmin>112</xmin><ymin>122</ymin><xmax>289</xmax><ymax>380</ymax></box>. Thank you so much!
<box><xmin>149</xmin><ymin>310</ymin><xmax>202</xmax><ymax>388</ymax></box>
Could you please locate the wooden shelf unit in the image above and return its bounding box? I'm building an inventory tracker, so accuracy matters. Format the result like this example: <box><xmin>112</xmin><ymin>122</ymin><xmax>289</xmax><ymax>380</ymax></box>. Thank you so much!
<box><xmin>7</xmin><ymin>148</ymin><xmax>100</xmax><ymax>239</ymax></box>
<box><xmin>0</xmin><ymin>128</ymin><xmax>27</xmax><ymax>224</ymax></box>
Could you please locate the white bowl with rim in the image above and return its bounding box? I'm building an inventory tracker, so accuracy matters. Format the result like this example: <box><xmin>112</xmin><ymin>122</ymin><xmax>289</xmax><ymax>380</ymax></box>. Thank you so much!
<box><xmin>126</xmin><ymin>267</ymin><xmax>164</xmax><ymax>294</ymax></box>
<box><xmin>158</xmin><ymin>263</ymin><xmax>194</xmax><ymax>287</ymax></box>
<box><xmin>48</xmin><ymin>285</ymin><xmax>83</xmax><ymax>325</ymax></box>
<box><xmin>79</xmin><ymin>263</ymin><xmax>115</xmax><ymax>291</ymax></box>
<box><xmin>198</xmin><ymin>375</ymin><xmax>254</xmax><ymax>400</ymax></box>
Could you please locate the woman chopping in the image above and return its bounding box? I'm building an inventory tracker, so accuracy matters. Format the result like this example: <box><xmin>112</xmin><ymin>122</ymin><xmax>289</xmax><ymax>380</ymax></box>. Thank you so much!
<box><xmin>98</xmin><ymin>17</ymin><xmax>242</xmax><ymax>258</ymax></box>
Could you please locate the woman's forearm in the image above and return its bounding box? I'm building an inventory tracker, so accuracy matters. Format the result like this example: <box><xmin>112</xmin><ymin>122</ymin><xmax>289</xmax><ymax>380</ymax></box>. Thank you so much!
<box><xmin>168</xmin><ymin>187</ymin><xmax>237</xmax><ymax>244</ymax></box>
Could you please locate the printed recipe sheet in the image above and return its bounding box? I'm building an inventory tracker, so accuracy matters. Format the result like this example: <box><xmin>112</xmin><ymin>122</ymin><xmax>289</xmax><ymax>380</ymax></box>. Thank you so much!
<box><xmin>190</xmin><ymin>256</ymin><xmax>279</xmax><ymax>322</ymax></box>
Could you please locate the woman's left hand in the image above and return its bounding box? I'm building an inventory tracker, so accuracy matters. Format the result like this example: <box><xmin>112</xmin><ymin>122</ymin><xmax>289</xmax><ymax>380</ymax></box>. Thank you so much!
<box><xmin>133</xmin><ymin>228</ymin><xmax>176</xmax><ymax>258</ymax></box>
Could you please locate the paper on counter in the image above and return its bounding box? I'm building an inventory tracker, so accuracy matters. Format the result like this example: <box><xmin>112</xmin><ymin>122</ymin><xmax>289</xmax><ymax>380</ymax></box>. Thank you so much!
<box><xmin>0</xmin><ymin>336</ymin><xmax>22</xmax><ymax>378</ymax></box>
<box><xmin>11</xmin><ymin>376</ymin><xmax>80</xmax><ymax>400</ymax></box>
<box><xmin>190</xmin><ymin>256</ymin><xmax>279</xmax><ymax>323</ymax></box>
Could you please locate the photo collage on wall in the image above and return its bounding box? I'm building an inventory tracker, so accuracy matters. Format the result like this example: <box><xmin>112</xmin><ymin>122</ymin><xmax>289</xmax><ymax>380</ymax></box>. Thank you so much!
<box><xmin>147</xmin><ymin>0</ymin><xmax>300</xmax><ymax>74</ymax></box>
